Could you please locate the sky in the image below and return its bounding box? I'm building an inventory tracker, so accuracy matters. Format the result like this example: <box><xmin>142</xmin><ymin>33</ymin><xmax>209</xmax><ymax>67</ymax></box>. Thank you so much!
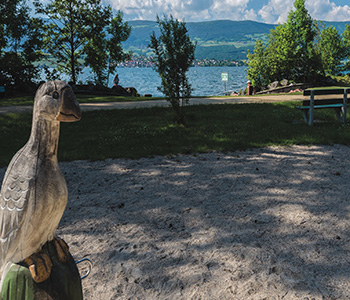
<box><xmin>101</xmin><ymin>0</ymin><xmax>350</xmax><ymax>24</ymax></box>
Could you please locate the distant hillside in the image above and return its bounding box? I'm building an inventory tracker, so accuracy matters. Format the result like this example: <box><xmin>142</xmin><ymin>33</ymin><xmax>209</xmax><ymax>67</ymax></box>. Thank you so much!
<box><xmin>123</xmin><ymin>20</ymin><xmax>350</xmax><ymax>61</ymax></box>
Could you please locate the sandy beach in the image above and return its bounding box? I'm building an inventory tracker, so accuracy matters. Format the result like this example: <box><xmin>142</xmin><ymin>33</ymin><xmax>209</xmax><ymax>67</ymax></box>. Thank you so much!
<box><xmin>2</xmin><ymin>144</ymin><xmax>350</xmax><ymax>299</ymax></box>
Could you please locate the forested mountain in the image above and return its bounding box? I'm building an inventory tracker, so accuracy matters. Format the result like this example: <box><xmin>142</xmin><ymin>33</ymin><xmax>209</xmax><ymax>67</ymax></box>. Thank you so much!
<box><xmin>123</xmin><ymin>20</ymin><xmax>350</xmax><ymax>60</ymax></box>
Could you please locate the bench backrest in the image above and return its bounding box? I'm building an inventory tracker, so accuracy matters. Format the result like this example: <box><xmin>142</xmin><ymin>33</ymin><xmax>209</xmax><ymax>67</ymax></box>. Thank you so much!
<box><xmin>303</xmin><ymin>88</ymin><xmax>350</xmax><ymax>96</ymax></box>
<box><xmin>303</xmin><ymin>88</ymin><xmax>350</xmax><ymax>106</ymax></box>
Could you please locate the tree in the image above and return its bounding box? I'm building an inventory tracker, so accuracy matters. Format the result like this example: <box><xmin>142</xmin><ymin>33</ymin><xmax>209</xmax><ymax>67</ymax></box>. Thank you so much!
<box><xmin>246</xmin><ymin>40</ymin><xmax>268</xmax><ymax>89</ymax></box>
<box><xmin>80</xmin><ymin>2</ymin><xmax>112</xmax><ymax>85</ymax></box>
<box><xmin>35</xmin><ymin>0</ymin><xmax>105</xmax><ymax>84</ymax></box>
<box><xmin>286</xmin><ymin>0</ymin><xmax>321</xmax><ymax>82</ymax></box>
<box><xmin>106</xmin><ymin>12</ymin><xmax>132</xmax><ymax>84</ymax></box>
<box><xmin>35</xmin><ymin>0</ymin><xmax>131</xmax><ymax>85</ymax></box>
<box><xmin>318</xmin><ymin>26</ymin><xmax>346</xmax><ymax>75</ymax></box>
<box><xmin>0</xmin><ymin>0</ymin><xmax>43</xmax><ymax>92</ymax></box>
<box><xmin>84</xmin><ymin>10</ymin><xmax>131</xmax><ymax>85</ymax></box>
<box><xmin>247</xmin><ymin>0</ymin><xmax>323</xmax><ymax>89</ymax></box>
<box><xmin>342</xmin><ymin>24</ymin><xmax>350</xmax><ymax>71</ymax></box>
<box><xmin>149</xmin><ymin>15</ymin><xmax>196</xmax><ymax>125</ymax></box>
<box><xmin>263</xmin><ymin>24</ymin><xmax>296</xmax><ymax>84</ymax></box>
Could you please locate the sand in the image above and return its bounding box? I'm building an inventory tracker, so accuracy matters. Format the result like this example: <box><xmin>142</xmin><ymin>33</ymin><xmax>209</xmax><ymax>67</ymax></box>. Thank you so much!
<box><xmin>1</xmin><ymin>144</ymin><xmax>350</xmax><ymax>299</ymax></box>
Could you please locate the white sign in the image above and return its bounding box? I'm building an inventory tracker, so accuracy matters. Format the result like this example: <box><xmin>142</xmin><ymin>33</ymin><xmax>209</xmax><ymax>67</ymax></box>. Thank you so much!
<box><xmin>221</xmin><ymin>72</ymin><xmax>228</xmax><ymax>81</ymax></box>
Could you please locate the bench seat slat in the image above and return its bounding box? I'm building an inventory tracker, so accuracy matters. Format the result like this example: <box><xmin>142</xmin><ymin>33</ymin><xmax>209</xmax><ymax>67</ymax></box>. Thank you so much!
<box><xmin>302</xmin><ymin>98</ymin><xmax>348</xmax><ymax>106</ymax></box>
<box><xmin>297</xmin><ymin>103</ymin><xmax>344</xmax><ymax>110</ymax></box>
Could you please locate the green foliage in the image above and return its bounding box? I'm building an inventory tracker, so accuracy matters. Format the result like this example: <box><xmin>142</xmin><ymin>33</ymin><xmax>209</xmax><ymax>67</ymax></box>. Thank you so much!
<box><xmin>0</xmin><ymin>53</ymin><xmax>39</xmax><ymax>91</ymax></box>
<box><xmin>83</xmin><ymin>4</ymin><xmax>112</xmax><ymax>85</ymax></box>
<box><xmin>342</xmin><ymin>25</ymin><xmax>350</xmax><ymax>71</ymax></box>
<box><xmin>3</xmin><ymin>102</ymin><xmax>350</xmax><ymax>167</ymax></box>
<box><xmin>34</xmin><ymin>0</ymin><xmax>89</xmax><ymax>83</ymax></box>
<box><xmin>247</xmin><ymin>0</ymin><xmax>324</xmax><ymax>88</ymax></box>
<box><xmin>149</xmin><ymin>15</ymin><xmax>196</xmax><ymax>125</ymax></box>
<box><xmin>84</xmin><ymin>10</ymin><xmax>131</xmax><ymax>85</ymax></box>
<box><xmin>107</xmin><ymin>11</ymin><xmax>132</xmax><ymax>76</ymax></box>
<box><xmin>247</xmin><ymin>40</ymin><xmax>268</xmax><ymax>89</ymax></box>
<box><xmin>318</xmin><ymin>26</ymin><xmax>346</xmax><ymax>75</ymax></box>
<box><xmin>0</xmin><ymin>0</ymin><xmax>43</xmax><ymax>92</ymax></box>
<box><xmin>35</xmin><ymin>0</ymin><xmax>130</xmax><ymax>85</ymax></box>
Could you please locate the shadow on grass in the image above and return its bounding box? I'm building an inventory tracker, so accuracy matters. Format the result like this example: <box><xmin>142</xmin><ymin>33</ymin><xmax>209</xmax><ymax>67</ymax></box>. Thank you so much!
<box><xmin>1</xmin><ymin>102</ymin><xmax>350</xmax><ymax>168</ymax></box>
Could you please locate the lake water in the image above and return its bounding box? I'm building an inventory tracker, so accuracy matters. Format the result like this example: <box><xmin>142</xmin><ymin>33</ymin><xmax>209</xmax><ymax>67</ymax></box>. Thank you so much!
<box><xmin>79</xmin><ymin>66</ymin><xmax>248</xmax><ymax>97</ymax></box>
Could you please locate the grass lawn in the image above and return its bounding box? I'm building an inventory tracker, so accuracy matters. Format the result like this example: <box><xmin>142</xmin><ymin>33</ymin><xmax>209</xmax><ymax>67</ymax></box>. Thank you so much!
<box><xmin>1</xmin><ymin>101</ymin><xmax>350</xmax><ymax>168</ymax></box>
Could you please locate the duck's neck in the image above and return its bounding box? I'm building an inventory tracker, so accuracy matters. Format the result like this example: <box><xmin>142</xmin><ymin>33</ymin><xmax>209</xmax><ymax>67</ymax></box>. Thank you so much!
<box><xmin>28</xmin><ymin>116</ymin><xmax>61</xmax><ymax>161</ymax></box>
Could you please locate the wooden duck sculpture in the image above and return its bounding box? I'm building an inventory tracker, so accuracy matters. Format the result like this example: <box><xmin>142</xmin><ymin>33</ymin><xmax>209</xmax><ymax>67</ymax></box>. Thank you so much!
<box><xmin>0</xmin><ymin>80</ymin><xmax>81</xmax><ymax>287</ymax></box>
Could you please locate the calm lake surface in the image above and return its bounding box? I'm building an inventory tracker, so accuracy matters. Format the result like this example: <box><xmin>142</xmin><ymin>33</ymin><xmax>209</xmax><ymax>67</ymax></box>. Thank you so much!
<box><xmin>79</xmin><ymin>66</ymin><xmax>248</xmax><ymax>97</ymax></box>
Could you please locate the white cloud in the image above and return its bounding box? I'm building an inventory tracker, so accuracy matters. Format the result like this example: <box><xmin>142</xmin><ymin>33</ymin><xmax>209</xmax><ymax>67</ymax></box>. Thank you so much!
<box><xmin>307</xmin><ymin>0</ymin><xmax>350</xmax><ymax>21</ymax></box>
<box><xmin>105</xmin><ymin>0</ymin><xmax>211</xmax><ymax>21</ymax></box>
<box><xmin>30</xmin><ymin>0</ymin><xmax>350</xmax><ymax>23</ymax></box>
<box><xmin>258</xmin><ymin>0</ymin><xmax>294</xmax><ymax>24</ymax></box>
<box><xmin>106</xmin><ymin>0</ymin><xmax>257</xmax><ymax>22</ymax></box>
<box><xmin>211</xmin><ymin>0</ymin><xmax>256</xmax><ymax>21</ymax></box>
<box><xmin>258</xmin><ymin>0</ymin><xmax>350</xmax><ymax>24</ymax></box>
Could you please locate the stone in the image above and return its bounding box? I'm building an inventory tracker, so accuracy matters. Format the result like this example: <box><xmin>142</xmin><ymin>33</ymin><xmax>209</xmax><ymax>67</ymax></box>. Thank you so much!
<box><xmin>268</xmin><ymin>81</ymin><xmax>280</xmax><ymax>90</ymax></box>
<box><xmin>125</xmin><ymin>87</ymin><xmax>139</xmax><ymax>97</ymax></box>
<box><xmin>111</xmin><ymin>85</ymin><xmax>132</xmax><ymax>96</ymax></box>
<box><xmin>281</xmin><ymin>79</ymin><xmax>289</xmax><ymax>86</ymax></box>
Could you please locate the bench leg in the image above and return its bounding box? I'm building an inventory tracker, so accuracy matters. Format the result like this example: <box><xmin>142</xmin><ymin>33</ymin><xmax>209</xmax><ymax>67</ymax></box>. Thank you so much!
<box><xmin>334</xmin><ymin>108</ymin><xmax>342</xmax><ymax>122</ymax></box>
<box><xmin>343</xmin><ymin>89</ymin><xmax>347</xmax><ymax>122</ymax></box>
<box><xmin>334</xmin><ymin>107</ymin><xmax>347</xmax><ymax>122</ymax></box>
<box><xmin>302</xmin><ymin>109</ymin><xmax>314</xmax><ymax>125</ymax></box>
<box><xmin>341</xmin><ymin>104</ymin><xmax>347</xmax><ymax>123</ymax></box>
<box><xmin>302</xmin><ymin>109</ymin><xmax>309</xmax><ymax>124</ymax></box>
<box><xmin>308</xmin><ymin>91</ymin><xmax>314</xmax><ymax>126</ymax></box>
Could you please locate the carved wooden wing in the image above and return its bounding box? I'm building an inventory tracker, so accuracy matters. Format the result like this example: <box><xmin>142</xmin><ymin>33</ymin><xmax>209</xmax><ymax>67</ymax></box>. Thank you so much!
<box><xmin>0</xmin><ymin>172</ymin><xmax>31</xmax><ymax>266</ymax></box>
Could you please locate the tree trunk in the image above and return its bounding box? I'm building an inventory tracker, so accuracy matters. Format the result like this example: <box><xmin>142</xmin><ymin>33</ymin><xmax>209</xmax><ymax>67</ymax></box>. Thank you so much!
<box><xmin>170</xmin><ymin>98</ymin><xmax>185</xmax><ymax>126</ymax></box>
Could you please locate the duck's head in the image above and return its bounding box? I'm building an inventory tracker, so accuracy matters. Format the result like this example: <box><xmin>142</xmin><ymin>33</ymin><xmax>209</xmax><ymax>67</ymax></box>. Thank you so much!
<box><xmin>34</xmin><ymin>80</ymin><xmax>81</xmax><ymax>122</ymax></box>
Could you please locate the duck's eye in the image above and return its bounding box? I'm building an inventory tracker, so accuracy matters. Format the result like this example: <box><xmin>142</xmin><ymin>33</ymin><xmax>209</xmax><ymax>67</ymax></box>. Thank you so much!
<box><xmin>52</xmin><ymin>91</ymin><xmax>59</xmax><ymax>99</ymax></box>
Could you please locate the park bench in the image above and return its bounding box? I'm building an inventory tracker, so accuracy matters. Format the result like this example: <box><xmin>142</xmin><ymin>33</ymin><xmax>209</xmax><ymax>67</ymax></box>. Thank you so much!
<box><xmin>296</xmin><ymin>88</ymin><xmax>350</xmax><ymax>126</ymax></box>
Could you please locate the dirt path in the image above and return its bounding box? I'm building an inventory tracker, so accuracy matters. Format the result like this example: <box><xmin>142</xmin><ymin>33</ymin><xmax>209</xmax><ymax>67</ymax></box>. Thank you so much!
<box><xmin>0</xmin><ymin>94</ymin><xmax>303</xmax><ymax>114</ymax></box>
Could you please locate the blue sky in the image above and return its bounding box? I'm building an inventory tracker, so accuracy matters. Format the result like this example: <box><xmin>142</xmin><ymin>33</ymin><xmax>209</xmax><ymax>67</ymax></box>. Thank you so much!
<box><xmin>101</xmin><ymin>0</ymin><xmax>350</xmax><ymax>24</ymax></box>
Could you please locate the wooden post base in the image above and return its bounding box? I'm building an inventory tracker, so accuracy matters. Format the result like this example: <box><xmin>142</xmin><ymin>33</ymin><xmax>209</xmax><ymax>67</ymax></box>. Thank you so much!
<box><xmin>0</xmin><ymin>240</ymin><xmax>83</xmax><ymax>300</ymax></box>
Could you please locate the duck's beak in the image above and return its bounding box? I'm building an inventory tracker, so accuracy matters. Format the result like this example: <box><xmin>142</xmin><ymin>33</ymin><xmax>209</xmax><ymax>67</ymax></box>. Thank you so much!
<box><xmin>56</xmin><ymin>87</ymin><xmax>81</xmax><ymax>122</ymax></box>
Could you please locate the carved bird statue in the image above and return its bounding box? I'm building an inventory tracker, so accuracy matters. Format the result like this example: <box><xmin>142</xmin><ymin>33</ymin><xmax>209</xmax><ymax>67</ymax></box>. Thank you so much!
<box><xmin>0</xmin><ymin>80</ymin><xmax>81</xmax><ymax>284</ymax></box>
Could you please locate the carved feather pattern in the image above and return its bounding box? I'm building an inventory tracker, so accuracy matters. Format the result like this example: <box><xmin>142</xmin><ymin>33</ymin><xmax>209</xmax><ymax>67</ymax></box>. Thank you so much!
<box><xmin>0</xmin><ymin>173</ymin><xmax>31</xmax><ymax>265</ymax></box>
<box><xmin>1</xmin><ymin>175</ymin><xmax>30</xmax><ymax>211</ymax></box>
